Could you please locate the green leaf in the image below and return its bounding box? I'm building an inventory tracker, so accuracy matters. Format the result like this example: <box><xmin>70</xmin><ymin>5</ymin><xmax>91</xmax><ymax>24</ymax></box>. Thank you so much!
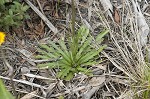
<box><xmin>65</xmin><ymin>72</ymin><xmax>74</xmax><ymax>81</ymax></box>
<box><xmin>0</xmin><ymin>0</ymin><xmax>5</xmax><ymax>5</ymax></box>
<box><xmin>8</xmin><ymin>9</ymin><xmax>13</xmax><ymax>16</ymax></box>
<box><xmin>22</xmin><ymin>5</ymin><xmax>29</xmax><ymax>11</ymax></box>
<box><xmin>59</xmin><ymin>40</ymin><xmax>72</xmax><ymax>62</ymax></box>
<box><xmin>39</xmin><ymin>44</ymin><xmax>54</xmax><ymax>52</ymax></box>
<box><xmin>58</xmin><ymin>58</ymin><xmax>71</xmax><ymax>66</ymax></box>
<box><xmin>96</xmin><ymin>29</ymin><xmax>109</xmax><ymax>42</ymax></box>
<box><xmin>0</xmin><ymin>79</ymin><xmax>15</xmax><ymax>99</ymax></box>
<box><xmin>35</xmin><ymin>55</ymin><xmax>50</xmax><ymax>60</ymax></box>
<box><xmin>37</xmin><ymin>62</ymin><xmax>58</xmax><ymax>68</ymax></box>
<box><xmin>77</xmin><ymin>26</ymin><xmax>90</xmax><ymax>44</ymax></box>
<box><xmin>81</xmin><ymin>61</ymin><xmax>97</xmax><ymax>66</ymax></box>
<box><xmin>59</xmin><ymin>40</ymin><xmax>67</xmax><ymax>51</ymax></box>
<box><xmin>76</xmin><ymin>37</ymin><xmax>92</xmax><ymax>59</ymax></box>
<box><xmin>4</xmin><ymin>15</ymin><xmax>14</xmax><ymax>25</ymax></box>
<box><xmin>38</xmin><ymin>44</ymin><xmax>61</xmax><ymax>58</ymax></box>
<box><xmin>49</xmin><ymin>41</ymin><xmax>71</xmax><ymax>63</ymax></box>
<box><xmin>57</xmin><ymin>67</ymin><xmax>71</xmax><ymax>79</ymax></box>
<box><xmin>81</xmin><ymin>27</ymin><xmax>89</xmax><ymax>43</ymax></box>
<box><xmin>77</xmin><ymin>66</ymin><xmax>92</xmax><ymax>76</ymax></box>
<box><xmin>37</xmin><ymin>48</ymin><xmax>58</xmax><ymax>59</ymax></box>
<box><xmin>59</xmin><ymin>95</ymin><xmax>64</xmax><ymax>99</ymax></box>
<box><xmin>79</xmin><ymin>45</ymin><xmax>107</xmax><ymax>64</ymax></box>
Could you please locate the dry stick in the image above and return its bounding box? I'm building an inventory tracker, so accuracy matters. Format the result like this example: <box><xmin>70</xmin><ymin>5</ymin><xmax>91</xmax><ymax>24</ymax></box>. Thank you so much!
<box><xmin>71</xmin><ymin>0</ymin><xmax>75</xmax><ymax>36</ymax></box>
<box><xmin>0</xmin><ymin>75</ymin><xmax>47</xmax><ymax>89</ymax></box>
<box><xmin>24</xmin><ymin>0</ymin><xmax>58</xmax><ymax>34</ymax></box>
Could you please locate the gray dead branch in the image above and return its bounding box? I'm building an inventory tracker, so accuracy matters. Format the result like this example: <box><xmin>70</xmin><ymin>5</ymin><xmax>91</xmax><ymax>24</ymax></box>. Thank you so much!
<box><xmin>0</xmin><ymin>75</ymin><xmax>48</xmax><ymax>89</ymax></box>
<box><xmin>23</xmin><ymin>73</ymin><xmax>56</xmax><ymax>81</ymax></box>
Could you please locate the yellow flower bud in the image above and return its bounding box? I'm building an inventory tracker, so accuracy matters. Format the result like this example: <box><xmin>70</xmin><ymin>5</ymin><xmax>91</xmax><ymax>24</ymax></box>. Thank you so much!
<box><xmin>0</xmin><ymin>32</ymin><xmax>5</xmax><ymax>46</ymax></box>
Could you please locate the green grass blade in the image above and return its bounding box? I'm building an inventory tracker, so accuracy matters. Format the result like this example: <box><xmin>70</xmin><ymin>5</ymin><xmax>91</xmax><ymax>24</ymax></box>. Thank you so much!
<box><xmin>35</xmin><ymin>55</ymin><xmax>50</xmax><ymax>59</ymax></box>
<box><xmin>0</xmin><ymin>79</ymin><xmax>15</xmax><ymax>99</ymax></box>
<box><xmin>39</xmin><ymin>44</ymin><xmax>54</xmax><ymax>52</ymax></box>
<box><xmin>77</xmin><ymin>37</ymin><xmax>92</xmax><ymax>58</ymax></box>
<box><xmin>49</xmin><ymin>41</ymin><xmax>71</xmax><ymax>63</ymax></box>
<box><xmin>77</xmin><ymin>66</ymin><xmax>92</xmax><ymax>76</ymax></box>
<box><xmin>57</xmin><ymin>67</ymin><xmax>71</xmax><ymax>79</ymax></box>
<box><xmin>81</xmin><ymin>27</ymin><xmax>89</xmax><ymax>43</ymax></box>
<box><xmin>59</xmin><ymin>40</ymin><xmax>67</xmax><ymax>51</ymax></box>
<box><xmin>96</xmin><ymin>29</ymin><xmax>109</xmax><ymax>42</ymax></box>
<box><xmin>39</xmin><ymin>43</ymin><xmax>61</xmax><ymax>57</ymax></box>
<box><xmin>65</xmin><ymin>72</ymin><xmax>74</xmax><ymax>81</ymax></box>
<box><xmin>81</xmin><ymin>61</ymin><xmax>97</xmax><ymax>66</ymax></box>
<box><xmin>37</xmin><ymin>48</ymin><xmax>59</xmax><ymax>59</ymax></box>
<box><xmin>79</xmin><ymin>45</ymin><xmax>107</xmax><ymax>64</ymax></box>
<box><xmin>58</xmin><ymin>58</ymin><xmax>71</xmax><ymax>66</ymax></box>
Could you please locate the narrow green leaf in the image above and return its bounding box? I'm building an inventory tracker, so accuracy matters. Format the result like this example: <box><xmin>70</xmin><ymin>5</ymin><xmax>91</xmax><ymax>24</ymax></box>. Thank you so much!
<box><xmin>39</xmin><ymin>44</ymin><xmax>60</xmax><ymax>57</ymax></box>
<box><xmin>96</xmin><ymin>29</ymin><xmax>109</xmax><ymax>42</ymax></box>
<box><xmin>65</xmin><ymin>72</ymin><xmax>74</xmax><ymax>81</ymax></box>
<box><xmin>79</xmin><ymin>45</ymin><xmax>107</xmax><ymax>64</ymax></box>
<box><xmin>37</xmin><ymin>48</ymin><xmax>59</xmax><ymax>59</ymax></box>
<box><xmin>39</xmin><ymin>44</ymin><xmax>54</xmax><ymax>52</ymax></box>
<box><xmin>59</xmin><ymin>41</ymin><xmax>72</xmax><ymax>63</ymax></box>
<box><xmin>77</xmin><ymin>26</ymin><xmax>85</xmax><ymax>40</ymax></box>
<box><xmin>81</xmin><ymin>27</ymin><xmax>89</xmax><ymax>43</ymax></box>
<box><xmin>59</xmin><ymin>40</ymin><xmax>67</xmax><ymax>51</ymax></box>
<box><xmin>59</xmin><ymin>95</ymin><xmax>64</xmax><ymax>99</ymax></box>
<box><xmin>57</xmin><ymin>67</ymin><xmax>71</xmax><ymax>79</ymax></box>
<box><xmin>77</xmin><ymin>67</ymin><xmax>93</xmax><ymax>76</ymax></box>
<box><xmin>77</xmin><ymin>37</ymin><xmax>92</xmax><ymax>59</ymax></box>
<box><xmin>49</xmin><ymin>41</ymin><xmax>71</xmax><ymax>63</ymax></box>
<box><xmin>81</xmin><ymin>61</ymin><xmax>97</xmax><ymax>66</ymax></box>
<box><xmin>35</xmin><ymin>55</ymin><xmax>50</xmax><ymax>59</ymax></box>
<box><xmin>59</xmin><ymin>58</ymin><xmax>71</xmax><ymax>66</ymax></box>
<box><xmin>37</xmin><ymin>62</ymin><xmax>57</xmax><ymax>68</ymax></box>
<box><xmin>0</xmin><ymin>79</ymin><xmax>15</xmax><ymax>99</ymax></box>
<box><xmin>22</xmin><ymin>5</ymin><xmax>29</xmax><ymax>11</ymax></box>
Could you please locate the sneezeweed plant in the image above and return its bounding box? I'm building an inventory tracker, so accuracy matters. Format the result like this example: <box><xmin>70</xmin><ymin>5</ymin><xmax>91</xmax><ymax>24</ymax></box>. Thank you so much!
<box><xmin>0</xmin><ymin>0</ymin><xmax>29</xmax><ymax>31</ymax></box>
<box><xmin>36</xmin><ymin>26</ymin><xmax>109</xmax><ymax>81</ymax></box>
<box><xmin>0</xmin><ymin>32</ymin><xmax>5</xmax><ymax>46</ymax></box>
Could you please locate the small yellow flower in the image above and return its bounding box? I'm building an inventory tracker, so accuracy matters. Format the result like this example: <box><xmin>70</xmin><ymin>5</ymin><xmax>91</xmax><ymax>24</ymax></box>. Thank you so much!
<box><xmin>0</xmin><ymin>32</ymin><xmax>5</xmax><ymax>46</ymax></box>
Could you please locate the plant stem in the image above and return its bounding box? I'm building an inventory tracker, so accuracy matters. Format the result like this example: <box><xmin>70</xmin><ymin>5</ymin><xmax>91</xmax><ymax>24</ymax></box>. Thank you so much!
<box><xmin>71</xmin><ymin>0</ymin><xmax>78</xmax><ymax>59</ymax></box>
<box><xmin>71</xmin><ymin>0</ymin><xmax>75</xmax><ymax>37</ymax></box>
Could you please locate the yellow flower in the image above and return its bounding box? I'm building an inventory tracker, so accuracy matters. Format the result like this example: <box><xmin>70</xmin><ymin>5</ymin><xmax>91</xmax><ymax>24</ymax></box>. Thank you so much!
<box><xmin>0</xmin><ymin>32</ymin><xmax>5</xmax><ymax>46</ymax></box>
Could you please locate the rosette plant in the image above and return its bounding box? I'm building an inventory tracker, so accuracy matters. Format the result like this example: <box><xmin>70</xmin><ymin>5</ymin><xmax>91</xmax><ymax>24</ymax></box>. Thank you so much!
<box><xmin>36</xmin><ymin>26</ymin><xmax>108</xmax><ymax>80</ymax></box>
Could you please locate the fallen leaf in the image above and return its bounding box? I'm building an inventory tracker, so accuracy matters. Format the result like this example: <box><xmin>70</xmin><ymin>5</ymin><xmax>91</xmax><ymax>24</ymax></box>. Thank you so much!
<box><xmin>113</xmin><ymin>6</ymin><xmax>120</xmax><ymax>24</ymax></box>
<box><xmin>89</xmin><ymin>76</ymin><xmax>105</xmax><ymax>87</ymax></box>
<box><xmin>20</xmin><ymin>91</ymin><xmax>37</xmax><ymax>99</ymax></box>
